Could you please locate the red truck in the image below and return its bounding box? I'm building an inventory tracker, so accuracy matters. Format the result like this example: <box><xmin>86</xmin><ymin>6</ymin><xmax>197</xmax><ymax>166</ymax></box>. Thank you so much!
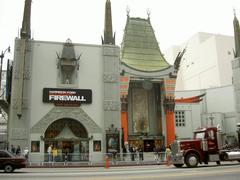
<box><xmin>170</xmin><ymin>125</ymin><xmax>240</xmax><ymax>168</ymax></box>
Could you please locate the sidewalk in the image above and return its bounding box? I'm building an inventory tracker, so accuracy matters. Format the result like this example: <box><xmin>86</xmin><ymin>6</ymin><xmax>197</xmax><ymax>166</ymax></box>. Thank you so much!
<box><xmin>27</xmin><ymin>160</ymin><xmax>240</xmax><ymax>168</ymax></box>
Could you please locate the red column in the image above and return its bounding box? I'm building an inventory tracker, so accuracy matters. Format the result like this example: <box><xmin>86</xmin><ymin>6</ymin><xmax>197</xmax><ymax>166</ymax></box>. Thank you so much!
<box><xmin>166</xmin><ymin>111</ymin><xmax>175</xmax><ymax>146</ymax></box>
<box><xmin>121</xmin><ymin>111</ymin><xmax>128</xmax><ymax>142</ymax></box>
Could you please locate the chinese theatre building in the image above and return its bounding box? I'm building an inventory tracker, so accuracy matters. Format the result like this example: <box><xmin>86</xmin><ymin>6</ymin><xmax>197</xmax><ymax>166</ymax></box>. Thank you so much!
<box><xmin>7</xmin><ymin>0</ymin><xmax>120</xmax><ymax>163</ymax></box>
<box><xmin>120</xmin><ymin>12</ymin><xmax>185</xmax><ymax>151</ymax></box>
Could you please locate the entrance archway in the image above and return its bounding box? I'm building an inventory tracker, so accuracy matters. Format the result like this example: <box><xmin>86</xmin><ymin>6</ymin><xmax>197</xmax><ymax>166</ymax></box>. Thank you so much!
<box><xmin>44</xmin><ymin>118</ymin><xmax>89</xmax><ymax>162</ymax></box>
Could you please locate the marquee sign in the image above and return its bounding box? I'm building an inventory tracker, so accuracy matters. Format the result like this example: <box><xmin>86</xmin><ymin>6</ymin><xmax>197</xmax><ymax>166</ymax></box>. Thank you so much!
<box><xmin>43</xmin><ymin>88</ymin><xmax>92</xmax><ymax>106</ymax></box>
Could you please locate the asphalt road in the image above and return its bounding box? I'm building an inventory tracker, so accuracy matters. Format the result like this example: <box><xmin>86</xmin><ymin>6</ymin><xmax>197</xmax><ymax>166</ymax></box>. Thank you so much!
<box><xmin>0</xmin><ymin>162</ymin><xmax>240</xmax><ymax>180</ymax></box>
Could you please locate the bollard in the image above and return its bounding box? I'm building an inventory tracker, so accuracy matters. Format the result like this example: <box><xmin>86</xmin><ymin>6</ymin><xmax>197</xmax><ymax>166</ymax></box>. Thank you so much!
<box><xmin>105</xmin><ymin>155</ymin><xmax>109</xmax><ymax>169</ymax></box>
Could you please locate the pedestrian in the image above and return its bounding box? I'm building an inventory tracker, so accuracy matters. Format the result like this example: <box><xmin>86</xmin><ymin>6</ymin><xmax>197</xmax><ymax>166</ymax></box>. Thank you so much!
<box><xmin>138</xmin><ymin>145</ymin><xmax>144</xmax><ymax>161</ymax></box>
<box><xmin>10</xmin><ymin>145</ymin><xmax>16</xmax><ymax>154</ymax></box>
<box><xmin>123</xmin><ymin>145</ymin><xmax>127</xmax><ymax>160</ymax></box>
<box><xmin>129</xmin><ymin>145</ymin><xmax>135</xmax><ymax>161</ymax></box>
<box><xmin>23</xmin><ymin>147</ymin><xmax>29</xmax><ymax>160</ymax></box>
<box><xmin>160</xmin><ymin>143</ymin><xmax>166</xmax><ymax>162</ymax></box>
<box><xmin>47</xmin><ymin>144</ymin><xmax>53</xmax><ymax>162</ymax></box>
<box><xmin>52</xmin><ymin>147</ymin><xmax>58</xmax><ymax>162</ymax></box>
<box><xmin>153</xmin><ymin>145</ymin><xmax>160</xmax><ymax>164</ymax></box>
<box><xmin>16</xmin><ymin>145</ymin><xmax>21</xmax><ymax>156</ymax></box>
<box><xmin>165</xmin><ymin>146</ymin><xmax>171</xmax><ymax>166</ymax></box>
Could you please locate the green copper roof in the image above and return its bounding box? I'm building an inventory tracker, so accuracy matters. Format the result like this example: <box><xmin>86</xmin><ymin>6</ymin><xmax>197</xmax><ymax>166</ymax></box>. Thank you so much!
<box><xmin>121</xmin><ymin>17</ymin><xmax>169</xmax><ymax>72</ymax></box>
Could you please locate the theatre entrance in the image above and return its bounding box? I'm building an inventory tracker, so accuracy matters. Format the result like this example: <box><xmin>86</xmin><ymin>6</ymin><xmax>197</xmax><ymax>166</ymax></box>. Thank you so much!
<box><xmin>144</xmin><ymin>140</ymin><xmax>155</xmax><ymax>152</ymax></box>
<box><xmin>44</xmin><ymin>118</ymin><xmax>89</xmax><ymax>162</ymax></box>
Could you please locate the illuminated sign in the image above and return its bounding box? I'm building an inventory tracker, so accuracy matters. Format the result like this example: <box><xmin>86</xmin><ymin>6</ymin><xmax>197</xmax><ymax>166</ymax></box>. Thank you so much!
<box><xmin>43</xmin><ymin>88</ymin><xmax>92</xmax><ymax>106</ymax></box>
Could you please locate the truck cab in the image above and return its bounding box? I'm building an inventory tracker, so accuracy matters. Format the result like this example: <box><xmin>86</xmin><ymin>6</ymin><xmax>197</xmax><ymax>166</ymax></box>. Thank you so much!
<box><xmin>171</xmin><ymin>126</ymin><xmax>240</xmax><ymax>168</ymax></box>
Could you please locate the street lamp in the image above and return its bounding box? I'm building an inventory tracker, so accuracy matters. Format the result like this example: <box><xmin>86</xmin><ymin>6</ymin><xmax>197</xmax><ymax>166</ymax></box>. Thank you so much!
<box><xmin>0</xmin><ymin>46</ymin><xmax>10</xmax><ymax>93</ymax></box>
<box><xmin>209</xmin><ymin>113</ymin><xmax>214</xmax><ymax>127</ymax></box>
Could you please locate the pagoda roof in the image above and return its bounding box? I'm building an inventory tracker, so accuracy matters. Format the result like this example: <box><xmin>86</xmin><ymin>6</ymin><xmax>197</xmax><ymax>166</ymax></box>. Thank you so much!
<box><xmin>121</xmin><ymin>17</ymin><xmax>170</xmax><ymax>72</ymax></box>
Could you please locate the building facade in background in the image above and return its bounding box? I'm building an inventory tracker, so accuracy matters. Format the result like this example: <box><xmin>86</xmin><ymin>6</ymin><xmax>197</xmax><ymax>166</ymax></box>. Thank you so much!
<box><xmin>173</xmin><ymin>13</ymin><xmax>240</xmax><ymax>145</ymax></box>
<box><xmin>165</xmin><ymin>32</ymin><xmax>235</xmax><ymax>91</ymax></box>
<box><xmin>0</xmin><ymin>70</ymin><xmax>9</xmax><ymax>149</ymax></box>
<box><xmin>175</xmin><ymin>85</ymin><xmax>237</xmax><ymax>145</ymax></box>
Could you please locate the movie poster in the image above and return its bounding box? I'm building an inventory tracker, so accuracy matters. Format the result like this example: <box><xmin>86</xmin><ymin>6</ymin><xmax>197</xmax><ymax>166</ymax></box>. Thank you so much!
<box><xmin>106</xmin><ymin>133</ymin><xmax>119</xmax><ymax>153</ymax></box>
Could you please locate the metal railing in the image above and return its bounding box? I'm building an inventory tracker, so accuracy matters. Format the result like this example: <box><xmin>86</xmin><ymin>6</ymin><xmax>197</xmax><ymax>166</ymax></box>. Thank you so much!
<box><xmin>26</xmin><ymin>152</ymin><xmax>168</xmax><ymax>167</ymax></box>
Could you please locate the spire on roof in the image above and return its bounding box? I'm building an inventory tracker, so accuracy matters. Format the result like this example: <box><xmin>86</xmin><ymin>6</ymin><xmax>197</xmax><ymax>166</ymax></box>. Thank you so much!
<box><xmin>126</xmin><ymin>6</ymin><xmax>130</xmax><ymax>17</ymax></box>
<box><xmin>20</xmin><ymin>0</ymin><xmax>32</xmax><ymax>39</ymax></box>
<box><xmin>233</xmin><ymin>10</ymin><xmax>240</xmax><ymax>58</ymax></box>
<box><xmin>102</xmin><ymin>0</ymin><xmax>115</xmax><ymax>45</ymax></box>
<box><xmin>147</xmin><ymin>9</ymin><xmax>151</xmax><ymax>21</ymax></box>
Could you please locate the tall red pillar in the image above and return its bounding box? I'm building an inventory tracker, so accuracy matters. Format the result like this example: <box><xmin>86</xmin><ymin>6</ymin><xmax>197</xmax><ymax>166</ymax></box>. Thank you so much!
<box><xmin>166</xmin><ymin>111</ymin><xmax>175</xmax><ymax>146</ymax></box>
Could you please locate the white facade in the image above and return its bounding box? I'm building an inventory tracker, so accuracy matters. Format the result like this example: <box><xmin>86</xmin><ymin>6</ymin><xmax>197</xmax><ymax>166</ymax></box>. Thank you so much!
<box><xmin>165</xmin><ymin>32</ymin><xmax>235</xmax><ymax>91</ymax></box>
<box><xmin>175</xmin><ymin>85</ymin><xmax>238</xmax><ymax>143</ymax></box>
<box><xmin>8</xmin><ymin>39</ymin><xmax>121</xmax><ymax>162</ymax></box>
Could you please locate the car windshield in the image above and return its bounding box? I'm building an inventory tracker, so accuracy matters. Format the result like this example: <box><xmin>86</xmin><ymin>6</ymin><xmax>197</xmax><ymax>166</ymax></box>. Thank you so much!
<box><xmin>195</xmin><ymin>132</ymin><xmax>205</xmax><ymax>139</ymax></box>
<box><xmin>5</xmin><ymin>150</ymin><xmax>16</xmax><ymax>157</ymax></box>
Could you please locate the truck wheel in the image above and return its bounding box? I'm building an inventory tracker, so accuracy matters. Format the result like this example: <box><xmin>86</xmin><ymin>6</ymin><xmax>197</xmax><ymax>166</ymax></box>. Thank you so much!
<box><xmin>4</xmin><ymin>164</ymin><xmax>14</xmax><ymax>173</ymax></box>
<box><xmin>173</xmin><ymin>164</ymin><xmax>184</xmax><ymax>168</ymax></box>
<box><xmin>185</xmin><ymin>153</ymin><xmax>199</xmax><ymax>168</ymax></box>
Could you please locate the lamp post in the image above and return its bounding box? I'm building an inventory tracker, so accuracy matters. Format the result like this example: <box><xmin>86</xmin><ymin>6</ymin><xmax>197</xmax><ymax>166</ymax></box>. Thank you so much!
<box><xmin>0</xmin><ymin>46</ymin><xmax>10</xmax><ymax>93</ymax></box>
<box><xmin>209</xmin><ymin>113</ymin><xmax>214</xmax><ymax>127</ymax></box>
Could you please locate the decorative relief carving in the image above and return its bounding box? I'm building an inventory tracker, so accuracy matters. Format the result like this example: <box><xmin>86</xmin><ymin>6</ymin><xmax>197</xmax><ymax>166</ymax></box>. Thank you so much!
<box><xmin>103</xmin><ymin>46</ymin><xmax>119</xmax><ymax>56</ymax></box>
<box><xmin>24</xmin><ymin>68</ymin><xmax>30</xmax><ymax>79</ymax></box>
<box><xmin>22</xmin><ymin>98</ymin><xmax>28</xmax><ymax>109</ymax></box>
<box><xmin>11</xmin><ymin>128</ymin><xmax>28</xmax><ymax>139</ymax></box>
<box><xmin>12</xmin><ymin>99</ymin><xmax>18</xmax><ymax>109</ymax></box>
<box><xmin>12</xmin><ymin>98</ymin><xmax>28</xmax><ymax>109</ymax></box>
<box><xmin>14</xmin><ymin>68</ymin><xmax>30</xmax><ymax>80</ymax></box>
<box><xmin>14</xmin><ymin>69</ymin><xmax>19</xmax><ymax>79</ymax></box>
<box><xmin>103</xmin><ymin>73</ymin><xmax>118</xmax><ymax>83</ymax></box>
<box><xmin>104</xmin><ymin>100</ymin><xmax>120</xmax><ymax>111</ymax></box>
<box><xmin>30</xmin><ymin>107</ymin><xmax>101</xmax><ymax>134</ymax></box>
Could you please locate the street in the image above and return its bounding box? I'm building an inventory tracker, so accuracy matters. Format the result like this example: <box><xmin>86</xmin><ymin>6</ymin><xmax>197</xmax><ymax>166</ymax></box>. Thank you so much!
<box><xmin>0</xmin><ymin>162</ymin><xmax>240</xmax><ymax>180</ymax></box>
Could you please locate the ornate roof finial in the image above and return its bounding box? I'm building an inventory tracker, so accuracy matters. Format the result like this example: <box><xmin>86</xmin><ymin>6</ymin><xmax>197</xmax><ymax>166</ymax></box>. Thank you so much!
<box><xmin>126</xmin><ymin>6</ymin><xmax>130</xmax><ymax>17</ymax></box>
<box><xmin>147</xmin><ymin>8</ymin><xmax>151</xmax><ymax>20</ymax></box>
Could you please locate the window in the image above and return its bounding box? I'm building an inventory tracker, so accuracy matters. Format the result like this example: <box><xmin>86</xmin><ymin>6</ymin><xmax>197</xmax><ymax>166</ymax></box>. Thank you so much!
<box><xmin>174</xmin><ymin>111</ymin><xmax>185</xmax><ymax>127</ymax></box>
<box><xmin>31</xmin><ymin>141</ymin><xmax>40</xmax><ymax>152</ymax></box>
<box><xmin>195</xmin><ymin>132</ymin><xmax>205</xmax><ymax>139</ymax></box>
<box><xmin>208</xmin><ymin>130</ymin><xmax>215</xmax><ymax>140</ymax></box>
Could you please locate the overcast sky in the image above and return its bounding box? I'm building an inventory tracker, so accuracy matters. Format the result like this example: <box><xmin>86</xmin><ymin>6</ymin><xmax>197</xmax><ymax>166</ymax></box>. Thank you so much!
<box><xmin>0</xmin><ymin>0</ymin><xmax>240</xmax><ymax>68</ymax></box>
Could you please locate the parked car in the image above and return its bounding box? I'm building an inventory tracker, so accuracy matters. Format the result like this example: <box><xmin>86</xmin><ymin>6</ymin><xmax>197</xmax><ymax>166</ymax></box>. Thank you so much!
<box><xmin>0</xmin><ymin>150</ymin><xmax>27</xmax><ymax>172</ymax></box>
